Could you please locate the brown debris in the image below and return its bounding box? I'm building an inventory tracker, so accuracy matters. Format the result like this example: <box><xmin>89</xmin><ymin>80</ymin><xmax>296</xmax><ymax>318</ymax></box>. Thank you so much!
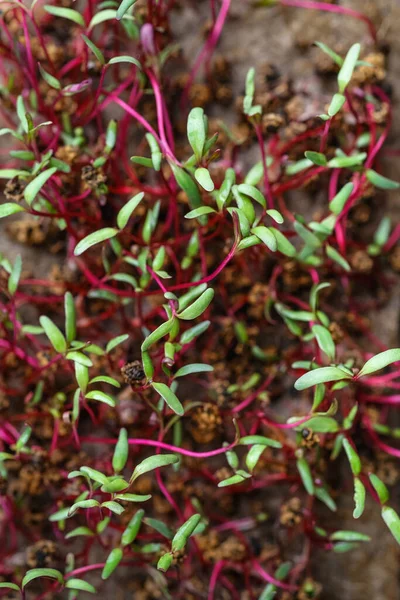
<box><xmin>280</xmin><ymin>497</ymin><xmax>303</xmax><ymax>527</ymax></box>
<box><xmin>190</xmin><ymin>403</ymin><xmax>222</xmax><ymax>444</ymax></box>
<box><xmin>121</xmin><ymin>361</ymin><xmax>146</xmax><ymax>386</ymax></box>
<box><xmin>4</xmin><ymin>177</ymin><xmax>25</xmax><ymax>203</ymax></box>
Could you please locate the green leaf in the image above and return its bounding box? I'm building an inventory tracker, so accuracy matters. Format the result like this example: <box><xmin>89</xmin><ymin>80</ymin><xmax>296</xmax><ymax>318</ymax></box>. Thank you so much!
<box><xmin>180</xmin><ymin>321</ymin><xmax>210</xmax><ymax>345</ymax></box>
<box><xmin>353</xmin><ymin>477</ymin><xmax>365</xmax><ymax>519</ymax></box>
<box><xmin>74</xmin><ymin>228</ymin><xmax>119</xmax><ymax>256</ymax></box>
<box><xmin>65</xmin><ymin>579</ymin><xmax>96</xmax><ymax>593</ymax></box>
<box><xmin>195</xmin><ymin>167</ymin><xmax>214</xmax><ymax>192</ymax></box>
<box><xmin>329</xmin><ymin>182</ymin><xmax>354</xmax><ymax>215</ymax></box>
<box><xmin>297</xmin><ymin>457</ymin><xmax>314</xmax><ymax>495</ymax></box>
<box><xmin>0</xmin><ymin>583</ymin><xmax>20</xmax><ymax>592</ymax></box>
<box><xmin>39</xmin><ymin>316</ymin><xmax>67</xmax><ymax>353</ymax></box>
<box><xmin>337</xmin><ymin>43</ymin><xmax>361</xmax><ymax>93</ymax></box>
<box><xmin>239</xmin><ymin>435</ymin><xmax>282</xmax><ymax>448</ymax></box>
<box><xmin>75</xmin><ymin>363</ymin><xmax>89</xmax><ymax>393</ymax></box>
<box><xmin>152</xmin><ymin>382</ymin><xmax>184</xmax><ymax>416</ymax></box>
<box><xmin>82</xmin><ymin>34</ymin><xmax>105</xmax><ymax>65</ymax></box>
<box><xmin>80</xmin><ymin>466</ymin><xmax>108</xmax><ymax>485</ymax></box>
<box><xmin>49</xmin><ymin>506</ymin><xmax>73</xmax><ymax>522</ymax></box>
<box><xmin>358</xmin><ymin>348</ymin><xmax>400</xmax><ymax>378</ymax></box>
<box><xmin>315</xmin><ymin>486</ymin><xmax>337</xmax><ymax>512</ymax></box>
<box><xmin>174</xmin><ymin>363</ymin><xmax>213</xmax><ymax>378</ymax></box>
<box><xmin>24</xmin><ymin>167</ymin><xmax>57</xmax><ymax>206</ymax></box>
<box><xmin>38</xmin><ymin>63</ymin><xmax>61</xmax><ymax>90</ymax></box>
<box><xmin>8</xmin><ymin>254</ymin><xmax>22</xmax><ymax>296</ymax></box>
<box><xmin>116</xmin><ymin>192</ymin><xmax>144</xmax><ymax>230</ymax></box>
<box><xmin>366</xmin><ymin>169</ymin><xmax>400</xmax><ymax>190</ymax></box>
<box><xmin>22</xmin><ymin>568</ymin><xmax>64</xmax><ymax>589</ymax></box>
<box><xmin>89</xmin><ymin>375</ymin><xmax>121</xmax><ymax>387</ymax></box>
<box><xmin>141</xmin><ymin>318</ymin><xmax>175</xmax><ymax>351</ymax></box>
<box><xmin>291</xmin><ymin>415</ymin><xmax>338</xmax><ymax>433</ymax></box>
<box><xmin>304</xmin><ymin>151</ymin><xmax>327</xmax><ymax>166</ymax></box>
<box><xmin>310</xmin><ymin>282</ymin><xmax>330</xmax><ymax>313</ymax></box>
<box><xmin>330</xmin><ymin>530</ymin><xmax>370</xmax><ymax>542</ymax></box>
<box><xmin>0</xmin><ymin>203</ymin><xmax>25</xmax><ymax>219</ymax></box>
<box><xmin>44</xmin><ymin>5</ymin><xmax>85</xmax><ymax>25</ymax></box>
<box><xmin>16</xmin><ymin>95</ymin><xmax>28</xmax><ymax>133</ymax></box>
<box><xmin>64</xmin><ymin>291</ymin><xmax>76</xmax><ymax>343</ymax></box>
<box><xmin>266</xmin><ymin>209</ymin><xmax>284</xmax><ymax>224</ymax></box>
<box><xmin>312</xmin><ymin>324</ymin><xmax>335</xmax><ymax>360</ymax></box>
<box><xmin>172</xmin><ymin>514</ymin><xmax>201</xmax><ymax>551</ymax></box>
<box><xmin>169</xmin><ymin>161</ymin><xmax>202</xmax><ymax>210</ymax></box>
<box><xmin>121</xmin><ymin>509</ymin><xmax>145</xmax><ymax>545</ymax></box>
<box><xmin>113</xmin><ymin>428</ymin><xmax>129</xmax><ymax>473</ymax></box>
<box><xmin>327</xmin><ymin>93</ymin><xmax>346</xmax><ymax>117</ymax></box>
<box><xmin>342</xmin><ymin>438</ymin><xmax>361</xmax><ymax>476</ymax></box>
<box><xmin>144</xmin><ymin>517</ymin><xmax>173</xmax><ymax>538</ymax></box>
<box><xmin>251</xmin><ymin>226</ymin><xmax>277</xmax><ymax>251</ymax></box>
<box><xmin>187</xmin><ymin>107</ymin><xmax>206</xmax><ymax>161</ymax></box>
<box><xmin>326</xmin><ymin>244</ymin><xmax>351</xmax><ymax>271</ymax></box>
<box><xmin>217</xmin><ymin>167</ymin><xmax>236</xmax><ymax>207</ymax></box>
<box><xmin>236</xmin><ymin>183</ymin><xmax>266</xmax><ymax>209</ymax></box>
<box><xmin>116</xmin><ymin>0</ymin><xmax>137</xmax><ymax>19</ymax></box>
<box><xmin>333</xmin><ymin>542</ymin><xmax>360</xmax><ymax>553</ymax></box>
<box><xmin>108</xmin><ymin>56</ymin><xmax>141</xmax><ymax>68</ymax></box>
<box><xmin>106</xmin><ymin>333</ymin><xmax>129</xmax><ymax>353</ymax></box>
<box><xmin>185</xmin><ymin>206</ymin><xmax>216</xmax><ymax>219</ymax></box>
<box><xmin>131</xmin><ymin>454</ymin><xmax>179</xmax><ymax>482</ymax></box>
<box><xmin>270</xmin><ymin>228</ymin><xmax>296</xmax><ymax>257</ymax></box>
<box><xmin>218</xmin><ymin>473</ymin><xmax>248</xmax><ymax>488</ymax></box>
<box><xmin>286</xmin><ymin>158</ymin><xmax>313</xmax><ymax>176</ymax></box>
<box><xmin>101</xmin><ymin>500</ymin><xmax>125</xmax><ymax>515</ymax></box>
<box><xmin>243</xmin><ymin>67</ymin><xmax>261</xmax><ymax>115</ymax></box>
<box><xmin>328</xmin><ymin>153</ymin><xmax>366</xmax><ymax>169</ymax></box>
<box><xmin>15</xmin><ymin>425</ymin><xmax>32</xmax><ymax>451</ymax></box>
<box><xmin>381</xmin><ymin>506</ymin><xmax>400</xmax><ymax>545</ymax></box>
<box><xmin>145</xmin><ymin>133</ymin><xmax>162</xmax><ymax>171</ymax></box>
<box><xmin>315</xmin><ymin>41</ymin><xmax>343</xmax><ymax>66</ymax></box>
<box><xmin>65</xmin><ymin>526</ymin><xmax>94</xmax><ymax>539</ymax></box>
<box><xmin>114</xmin><ymin>493</ymin><xmax>151</xmax><ymax>502</ymax></box>
<box><xmin>177</xmin><ymin>288</ymin><xmax>214</xmax><ymax>320</ymax></box>
<box><xmin>369</xmin><ymin>473</ymin><xmax>389</xmax><ymax>505</ymax></box>
<box><xmin>85</xmin><ymin>390</ymin><xmax>115</xmax><ymax>407</ymax></box>
<box><xmin>0</xmin><ymin>169</ymin><xmax>26</xmax><ymax>178</ymax></box>
<box><xmin>69</xmin><ymin>500</ymin><xmax>100</xmax><ymax>517</ymax></box>
<box><xmin>295</xmin><ymin>366</ymin><xmax>351</xmax><ymax>390</ymax></box>
<box><xmin>244</xmin><ymin>158</ymin><xmax>271</xmax><ymax>187</ymax></box>
<box><xmin>157</xmin><ymin>553</ymin><xmax>173</xmax><ymax>572</ymax></box>
<box><xmin>245</xmin><ymin>444</ymin><xmax>266</xmax><ymax>472</ymax></box>
<box><xmin>89</xmin><ymin>9</ymin><xmax>118</xmax><ymax>29</ymax></box>
<box><xmin>374</xmin><ymin>217</ymin><xmax>391</xmax><ymax>247</ymax></box>
<box><xmin>101</xmin><ymin>479</ymin><xmax>129</xmax><ymax>493</ymax></box>
<box><xmin>102</xmin><ymin>548</ymin><xmax>123</xmax><ymax>580</ymax></box>
<box><xmin>66</xmin><ymin>351</ymin><xmax>93</xmax><ymax>367</ymax></box>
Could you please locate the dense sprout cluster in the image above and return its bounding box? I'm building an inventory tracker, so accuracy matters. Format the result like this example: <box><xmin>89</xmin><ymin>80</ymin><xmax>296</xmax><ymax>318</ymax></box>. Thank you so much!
<box><xmin>0</xmin><ymin>0</ymin><xmax>399</xmax><ymax>598</ymax></box>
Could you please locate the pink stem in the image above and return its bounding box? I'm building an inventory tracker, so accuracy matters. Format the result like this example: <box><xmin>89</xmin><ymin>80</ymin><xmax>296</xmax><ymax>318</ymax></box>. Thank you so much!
<box><xmin>279</xmin><ymin>0</ymin><xmax>377</xmax><ymax>42</ymax></box>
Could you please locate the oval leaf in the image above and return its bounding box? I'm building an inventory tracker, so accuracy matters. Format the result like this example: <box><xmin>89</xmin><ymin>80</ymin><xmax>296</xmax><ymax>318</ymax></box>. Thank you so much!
<box><xmin>152</xmin><ymin>382</ymin><xmax>184</xmax><ymax>416</ymax></box>
<box><xmin>195</xmin><ymin>167</ymin><xmax>214</xmax><ymax>192</ymax></box>
<box><xmin>39</xmin><ymin>316</ymin><xmax>67</xmax><ymax>353</ymax></box>
<box><xmin>177</xmin><ymin>288</ymin><xmax>214</xmax><ymax>320</ymax></box>
<box><xmin>131</xmin><ymin>454</ymin><xmax>179</xmax><ymax>482</ymax></box>
<box><xmin>24</xmin><ymin>167</ymin><xmax>57</xmax><ymax>206</ymax></box>
<box><xmin>22</xmin><ymin>569</ymin><xmax>64</xmax><ymax>589</ymax></box>
<box><xmin>358</xmin><ymin>349</ymin><xmax>400</xmax><ymax>378</ymax></box>
<box><xmin>174</xmin><ymin>363</ymin><xmax>213</xmax><ymax>378</ymax></box>
<box><xmin>74</xmin><ymin>228</ymin><xmax>119</xmax><ymax>256</ymax></box>
<box><xmin>295</xmin><ymin>366</ymin><xmax>351</xmax><ymax>390</ymax></box>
